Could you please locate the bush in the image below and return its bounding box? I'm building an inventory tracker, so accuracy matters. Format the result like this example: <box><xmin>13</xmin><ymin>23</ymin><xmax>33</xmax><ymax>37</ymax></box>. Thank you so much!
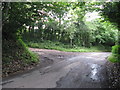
<box><xmin>112</xmin><ymin>45</ymin><xmax>120</xmax><ymax>54</ymax></box>
<box><xmin>108</xmin><ymin>45</ymin><xmax>120</xmax><ymax>63</ymax></box>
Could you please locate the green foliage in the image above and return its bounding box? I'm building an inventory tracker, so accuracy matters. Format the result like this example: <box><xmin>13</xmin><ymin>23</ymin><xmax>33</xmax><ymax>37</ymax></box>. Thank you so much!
<box><xmin>2</xmin><ymin>39</ymin><xmax>39</xmax><ymax>76</ymax></box>
<box><xmin>3</xmin><ymin>38</ymin><xmax>39</xmax><ymax>63</ymax></box>
<box><xmin>2</xmin><ymin>2</ymin><xmax>61</xmax><ymax>76</ymax></box>
<box><xmin>99</xmin><ymin>2</ymin><xmax>120</xmax><ymax>63</ymax></box>
<box><xmin>112</xmin><ymin>45</ymin><xmax>120</xmax><ymax>54</ymax></box>
<box><xmin>21</xmin><ymin>2</ymin><xmax>117</xmax><ymax>48</ymax></box>
<box><xmin>108</xmin><ymin>54</ymin><xmax>120</xmax><ymax>63</ymax></box>
<box><xmin>25</xmin><ymin>40</ymin><xmax>111</xmax><ymax>52</ymax></box>
<box><xmin>18</xmin><ymin>2</ymin><xmax>93</xmax><ymax>47</ymax></box>
<box><xmin>102</xmin><ymin>2</ymin><xmax>120</xmax><ymax>27</ymax></box>
<box><xmin>108</xmin><ymin>45</ymin><xmax>120</xmax><ymax>63</ymax></box>
<box><xmin>101</xmin><ymin>2</ymin><xmax>120</xmax><ymax>45</ymax></box>
<box><xmin>85</xmin><ymin>19</ymin><xmax>118</xmax><ymax>46</ymax></box>
<box><xmin>3</xmin><ymin>2</ymin><xmax>119</xmax><ymax>76</ymax></box>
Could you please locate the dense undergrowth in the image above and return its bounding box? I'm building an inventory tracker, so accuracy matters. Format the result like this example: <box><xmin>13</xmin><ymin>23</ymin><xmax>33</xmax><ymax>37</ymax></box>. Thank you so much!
<box><xmin>23</xmin><ymin>40</ymin><xmax>111</xmax><ymax>52</ymax></box>
<box><xmin>2</xmin><ymin>39</ymin><xmax>39</xmax><ymax>77</ymax></box>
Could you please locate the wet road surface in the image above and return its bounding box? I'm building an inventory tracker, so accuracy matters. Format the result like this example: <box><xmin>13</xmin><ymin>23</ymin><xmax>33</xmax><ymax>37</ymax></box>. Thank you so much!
<box><xmin>2</xmin><ymin>48</ymin><xmax>111</xmax><ymax>88</ymax></box>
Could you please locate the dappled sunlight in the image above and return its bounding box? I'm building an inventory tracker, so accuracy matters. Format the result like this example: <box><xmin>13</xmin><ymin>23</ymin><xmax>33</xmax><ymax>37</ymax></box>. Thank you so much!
<box><xmin>85</xmin><ymin>11</ymin><xmax>101</xmax><ymax>21</ymax></box>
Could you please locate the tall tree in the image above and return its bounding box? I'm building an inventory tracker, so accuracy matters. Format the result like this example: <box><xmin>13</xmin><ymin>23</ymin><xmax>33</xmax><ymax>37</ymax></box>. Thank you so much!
<box><xmin>102</xmin><ymin>2</ymin><xmax>120</xmax><ymax>44</ymax></box>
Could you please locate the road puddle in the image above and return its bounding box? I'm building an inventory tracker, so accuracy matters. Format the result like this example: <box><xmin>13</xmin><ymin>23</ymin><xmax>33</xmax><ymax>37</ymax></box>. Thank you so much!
<box><xmin>89</xmin><ymin>64</ymin><xmax>100</xmax><ymax>81</ymax></box>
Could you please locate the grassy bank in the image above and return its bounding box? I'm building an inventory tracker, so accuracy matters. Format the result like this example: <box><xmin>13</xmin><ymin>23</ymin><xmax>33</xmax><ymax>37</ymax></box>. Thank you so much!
<box><xmin>2</xmin><ymin>39</ymin><xmax>39</xmax><ymax>77</ymax></box>
<box><xmin>108</xmin><ymin>54</ymin><xmax>120</xmax><ymax>63</ymax></box>
<box><xmin>24</xmin><ymin>40</ymin><xmax>111</xmax><ymax>52</ymax></box>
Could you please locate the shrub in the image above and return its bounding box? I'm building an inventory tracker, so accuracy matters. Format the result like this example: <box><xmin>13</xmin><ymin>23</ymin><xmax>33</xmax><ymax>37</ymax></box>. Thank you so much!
<box><xmin>112</xmin><ymin>45</ymin><xmax>120</xmax><ymax>54</ymax></box>
<box><xmin>108</xmin><ymin>45</ymin><xmax>120</xmax><ymax>63</ymax></box>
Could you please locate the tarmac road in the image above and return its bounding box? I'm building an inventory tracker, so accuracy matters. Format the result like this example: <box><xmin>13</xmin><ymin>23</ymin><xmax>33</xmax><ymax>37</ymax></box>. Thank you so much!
<box><xmin>2</xmin><ymin>48</ymin><xmax>111</xmax><ymax>88</ymax></box>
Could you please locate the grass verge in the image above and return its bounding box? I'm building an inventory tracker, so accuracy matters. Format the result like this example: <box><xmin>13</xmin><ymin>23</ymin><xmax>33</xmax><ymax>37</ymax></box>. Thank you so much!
<box><xmin>25</xmin><ymin>40</ymin><xmax>111</xmax><ymax>52</ymax></box>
